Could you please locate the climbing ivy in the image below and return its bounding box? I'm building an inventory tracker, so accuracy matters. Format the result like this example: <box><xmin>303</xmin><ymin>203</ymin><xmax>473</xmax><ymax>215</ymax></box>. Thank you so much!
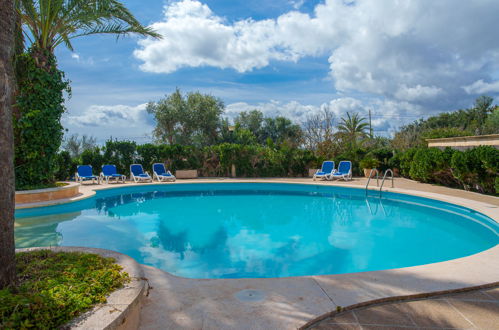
<box><xmin>14</xmin><ymin>48</ymin><xmax>71</xmax><ymax>190</ymax></box>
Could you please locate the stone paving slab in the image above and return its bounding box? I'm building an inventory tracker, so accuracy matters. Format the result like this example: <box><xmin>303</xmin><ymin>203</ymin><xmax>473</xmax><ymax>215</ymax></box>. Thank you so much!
<box><xmin>308</xmin><ymin>286</ymin><xmax>499</xmax><ymax>330</ymax></box>
<box><xmin>139</xmin><ymin>265</ymin><xmax>337</xmax><ymax>330</ymax></box>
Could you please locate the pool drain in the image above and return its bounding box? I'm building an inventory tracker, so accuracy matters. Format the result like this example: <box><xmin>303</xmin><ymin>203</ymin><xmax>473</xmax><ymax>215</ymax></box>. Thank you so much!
<box><xmin>234</xmin><ymin>289</ymin><xmax>266</xmax><ymax>302</ymax></box>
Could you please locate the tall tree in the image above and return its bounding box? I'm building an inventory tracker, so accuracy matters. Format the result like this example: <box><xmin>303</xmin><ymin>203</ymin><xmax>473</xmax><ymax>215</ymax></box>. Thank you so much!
<box><xmin>18</xmin><ymin>0</ymin><xmax>160</xmax><ymax>62</ymax></box>
<box><xmin>14</xmin><ymin>0</ymin><xmax>160</xmax><ymax>189</ymax></box>
<box><xmin>0</xmin><ymin>0</ymin><xmax>17</xmax><ymax>288</ymax></box>
<box><xmin>234</xmin><ymin>110</ymin><xmax>264</xmax><ymax>138</ymax></box>
<box><xmin>261</xmin><ymin>116</ymin><xmax>303</xmax><ymax>147</ymax></box>
<box><xmin>147</xmin><ymin>89</ymin><xmax>224</xmax><ymax>146</ymax></box>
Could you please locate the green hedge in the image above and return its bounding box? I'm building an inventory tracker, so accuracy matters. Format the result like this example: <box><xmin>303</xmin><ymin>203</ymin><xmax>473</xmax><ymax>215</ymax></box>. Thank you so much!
<box><xmin>58</xmin><ymin>141</ymin><xmax>317</xmax><ymax>179</ymax></box>
<box><xmin>398</xmin><ymin>146</ymin><xmax>498</xmax><ymax>194</ymax></box>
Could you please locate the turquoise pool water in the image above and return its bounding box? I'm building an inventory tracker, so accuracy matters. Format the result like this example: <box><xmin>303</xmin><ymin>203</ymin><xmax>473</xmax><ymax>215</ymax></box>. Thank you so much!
<box><xmin>15</xmin><ymin>183</ymin><xmax>498</xmax><ymax>279</ymax></box>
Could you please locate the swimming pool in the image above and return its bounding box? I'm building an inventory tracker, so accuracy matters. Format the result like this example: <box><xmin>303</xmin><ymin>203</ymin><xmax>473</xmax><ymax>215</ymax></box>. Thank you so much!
<box><xmin>15</xmin><ymin>183</ymin><xmax>498</xmax><ymax>279</ymax></box>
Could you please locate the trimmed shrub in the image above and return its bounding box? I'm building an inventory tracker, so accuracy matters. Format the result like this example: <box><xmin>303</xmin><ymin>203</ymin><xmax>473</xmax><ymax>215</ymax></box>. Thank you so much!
<box><xmin>399</xmin><ymin>148</ymin><xmax>419</xmax><ymax>177</ymax></box>
<box><xmin>451</xmin><ymin>146</ymin><xmax>499</xmax><ymax>194</ymax></box>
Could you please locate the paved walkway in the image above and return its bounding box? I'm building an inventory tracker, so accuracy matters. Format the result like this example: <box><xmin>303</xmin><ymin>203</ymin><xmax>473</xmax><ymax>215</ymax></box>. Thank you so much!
<box><xmin>308</xmin><ymin>286</ymin><xmax>499</xmax><ymax>330</ymax></box>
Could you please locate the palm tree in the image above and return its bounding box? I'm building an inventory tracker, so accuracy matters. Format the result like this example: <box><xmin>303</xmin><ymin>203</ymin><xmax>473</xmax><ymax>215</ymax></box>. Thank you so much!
<box><xmin>14</xmin><ymin>0</ymin><xmax>160</xmax><ymax>188</ymax></box>
<box><xmin>0</xmin><ymin>0</ymin><xmax>17</xmax><ymax>288</ymax></box>
<box><xmin>18</xmin><ymin>0</ymin><xmax>160</xmax><ymax>68</ymax></box>
<box><xmin>337</xmin><ymin>112</ymin><xmax>369</xmax><ymax>148</ymax></box>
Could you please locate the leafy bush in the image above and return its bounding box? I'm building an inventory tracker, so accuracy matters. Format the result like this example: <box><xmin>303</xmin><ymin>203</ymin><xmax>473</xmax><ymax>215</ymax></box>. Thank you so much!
<box><xmin>359</xmin><ymin>157</ymin><xmax>380</xmax><ymax>169</ymax></box>
<box><xmin>54</xmin><ymin>151</ymin><xmax>74</xmax><ymax>181</ymax></box>
<box><xmin>80</xmin><ymin>147</ymin><xmax>104</xmax><ymax>175</ymax></box>
<box><xmin>0</xmin><ymin>250</ymin><xmax>129</xmax><ymax>329</ymax></box>
<box><xmin>366</xmin><ymin>147</ymin><xmax>393</xmax><ymax>171</ymax></box>
<box><xmin>102</xmin><ymin>140</ymin><xmax>137</xmax><ymax>175</ymax></box>
<box><xmin>335</xmin><ymin>147</ymin><xmax>367</xmax><ymax>176</ymax></box>
<box><xmin>451</xmin><ymin>146</ymin><xmax>499</xmax><ymax>194</ymax></box>
<box><xmin>399</xmin><ymin>147</ymin><xmax>419</xmax><ymax>177</ymax></box>
<box><xmin>409</xmin><ymin>148</ymin><xmax>452</xmax><ymax>183</ymax></box>
<box><xmin>421</xmin><ymin>127</ymin><xmax>473</xmax><ymax>139</ymax></box>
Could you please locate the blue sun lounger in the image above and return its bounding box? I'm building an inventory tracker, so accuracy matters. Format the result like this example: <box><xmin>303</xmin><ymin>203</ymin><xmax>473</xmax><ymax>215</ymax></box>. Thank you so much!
<box><xmin>153</xmin><ymin>163</ymin><xmax>176</xmax><ymax>182</ymax></box>
<box><xmin>331</xmin><ymin>161</ymin><xmax>352</xmax><ymax>181</ymax></box>
<box><xmin>313</xmin><ymin>161</ymin><xmax>335</xmax><ymax>181</ymax></box>
<box><xmin>130</xmin><ymin>164</ymin><xmax>152</xmax><ymax>183</ymax></box>
<box><xmin>100</xmin><ymin>164</ymin><xmax>126</xmax><ymax>184</ymax></box>
<box><xmin>76</xmin><ymin>165</ymin><xmax>100</xmax><ymax>184</ymax></box>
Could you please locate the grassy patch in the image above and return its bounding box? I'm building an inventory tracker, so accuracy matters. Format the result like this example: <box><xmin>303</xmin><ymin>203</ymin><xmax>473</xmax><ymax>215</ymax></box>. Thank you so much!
<box><xmin>0</xmin><ymin>250</ymin><xmax>129</xmax><ymax>329</ymax></box>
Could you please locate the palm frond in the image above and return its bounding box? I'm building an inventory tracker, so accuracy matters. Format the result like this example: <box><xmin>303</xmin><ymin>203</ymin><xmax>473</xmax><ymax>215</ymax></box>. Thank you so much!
<box><xmin>19</xmin><ymin>0</ymin><xmax>161</xmax><ymax>52</ymax></box>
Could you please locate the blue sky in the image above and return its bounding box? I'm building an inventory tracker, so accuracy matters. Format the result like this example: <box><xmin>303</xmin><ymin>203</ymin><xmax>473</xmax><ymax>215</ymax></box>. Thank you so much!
<box><xmin>57</xmin><ymin>0</ymin><xmax>499</xmax><ymax>143</ymax></box>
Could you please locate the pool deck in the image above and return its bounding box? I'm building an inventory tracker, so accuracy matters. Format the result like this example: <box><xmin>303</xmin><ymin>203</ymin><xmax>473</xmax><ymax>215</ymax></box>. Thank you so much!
<box><xmin>15</xmin><ymin>177</ymin><xmax>499</xmax><ymax>329</ymax></box>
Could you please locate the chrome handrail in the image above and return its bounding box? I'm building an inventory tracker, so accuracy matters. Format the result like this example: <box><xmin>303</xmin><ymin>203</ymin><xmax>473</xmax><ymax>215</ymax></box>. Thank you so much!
<box><xmin>379</xmin><ymin>169</ymin><xmax>394</xmax><ymax>196</ymax></box>
<box><xmin>365</xmin><ymin>169</ymin><xmax>379</xmax><ymax>194</ymax></box>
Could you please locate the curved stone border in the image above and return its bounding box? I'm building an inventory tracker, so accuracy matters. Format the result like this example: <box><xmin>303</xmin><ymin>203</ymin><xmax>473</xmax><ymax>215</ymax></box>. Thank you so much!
<box><xmin>15</xmin><ymin>246</ymin><xmax>148</xmax><ymax>330</ymax></box>
<box><xmin>15</xmin><ymin>182</ymin><xmax>80</xmax><ymax>206</ymax></box>
<box><xmin>301</xmin><ymin>283</ymin><xmax>499</xmax><ymax>329</ymax></box>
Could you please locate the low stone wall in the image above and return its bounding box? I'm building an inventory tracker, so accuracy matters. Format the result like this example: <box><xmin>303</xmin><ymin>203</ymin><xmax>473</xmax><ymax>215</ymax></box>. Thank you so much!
<box><xmin>15</xmin><ymin>182</ymin><xmax>80</xmax><ymax>204</ymax></box>
<box><xmin>426</xmin><ymin>134</ymin><xmax>499</xmax><ymax>151</ymax></box>
<box><xmin>16</xmin><ymin>246</ymin><xmax>147</xmax><ymax>330</ymax></box>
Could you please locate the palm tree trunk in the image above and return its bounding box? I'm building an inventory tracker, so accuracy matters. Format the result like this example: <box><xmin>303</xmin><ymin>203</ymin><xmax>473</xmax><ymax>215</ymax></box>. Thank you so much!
<box><xmin>0</xmin><ymin>0</ymin><xmax>17</xmax><ymax>288</ymax></box>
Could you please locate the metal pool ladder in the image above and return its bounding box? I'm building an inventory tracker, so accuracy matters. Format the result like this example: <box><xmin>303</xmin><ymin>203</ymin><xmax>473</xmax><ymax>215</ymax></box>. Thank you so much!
<box><xmin>365</xmin><ymin>169</ymin><xmax>379</xmax><ymax>195</ymax></box>
<box><xmin>379</xmin><ymin>169</ymin><xmax>394</xmax><ymax>196</ymax></box>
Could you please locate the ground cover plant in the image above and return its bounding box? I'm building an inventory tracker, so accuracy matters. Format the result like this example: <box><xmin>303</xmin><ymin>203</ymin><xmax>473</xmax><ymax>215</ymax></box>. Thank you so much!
<box><xmin>0</xmin><ymin>250</ymin><xmax>129</xmax><ymax>329</ymax></box>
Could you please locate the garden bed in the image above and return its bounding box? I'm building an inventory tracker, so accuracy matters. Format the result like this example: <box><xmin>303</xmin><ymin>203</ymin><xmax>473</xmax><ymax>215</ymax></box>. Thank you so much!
<box><xmin>0</xmin><ymin>249</ymin><xmax>129</xmax><ymax>329</ymax></box>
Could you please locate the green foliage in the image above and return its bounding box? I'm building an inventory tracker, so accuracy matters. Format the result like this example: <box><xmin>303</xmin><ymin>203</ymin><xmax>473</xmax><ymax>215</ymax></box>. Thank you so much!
<box><xmin>0</xmin><ymin>250</ymin><xmax>129</xmax><ymax>329</ymax></box>
<box><xmin>233</xmin><ymin>126</ymin><xmax>258</xmax><ymax>145</ymax></box>
<box><xmin>399</xmin><ymin>148</ymin><xmax>419</xmax><ymax>177</ymax></box>
<box><xmin>147</xmin><ymin>89</ymin><xmax>224</xmax><ymax>146</ymax></box>
<box><xmin>80</xmin><ymin>147</ymin><xmax>104</xmax><ymax>174</ymax></box>
<box><xmin>359</xmin><ymin>157</ymin><xmax>380</xmax><ymax>169</ymax></box>
<box><xmin>14</xmin><ymin>49</ymin><xmax>71</xmax><ymax>190</ymax></box>
<box><xmin>102</xmin><ymin>139</ymin><xmax>137</xmax><ymax>175</ymax></box>
<box><xmin>54</xmin><ymin>150</ymin><xmax>73</xmax><ymax>181</ymax></box>
<box><xmin>335</xmin><ymin>147</ymin><xmax>367</xmax><ymax>176</ymax></box>
<box><xmin>336</xmin><ymin>112</ymin><xmax>369</xmax><ymax>148</ymax></box>
<box><xmin>483</xmin><ymin>108</ymin><xmax>499</xmax><ymax>134</ymax></box>
<box><xmin>392</xmin><ymin>96</ymin><xmax>497</xmax><ymax>150</ymax></box>
<box><xmin>19</xmin><ymin>0</ymin><xmax>160</xmax><ymax>53</ymax></box>
<box><xmin>421</xmin><ymin>127</ymin><xmax>473</xmax><ymax>139</ymax></box>
<box><xmin>409</xmin><ymin>148</ymin><xmax>450</xmax><ymax>182</ymax></box>
<box><xmin>397</xmin><ymin>146</ymin><xmax>497</xmax><ymax>194</ymax></box>
<box><xmin>366</xmin><ymin>147</ymin><xmax>393</xmax><ymax>172</ymax></box>
<box><xmin>451</xmin><ymin>146</ymin><xmax>499</xmax><ymax>194</ymax></box>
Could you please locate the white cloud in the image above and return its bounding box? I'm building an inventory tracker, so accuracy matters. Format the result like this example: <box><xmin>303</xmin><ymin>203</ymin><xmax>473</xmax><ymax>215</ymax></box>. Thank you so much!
<box><xmin>463</xmin><ymin>80</ymin><xmax>499</xmax><ymax>95</ymax></box>
<box><xmin>63</xmin><ymin>104</ymin><xmax>154</xmax><ymax>142</ymax></box>
<box><xmin>394</xmin><ymin>85</ymin><xmax>443</xmax><ymax>102</ymax></box>
<box><xmin>226</xmin><ymin>100</ymin><xmax>318</xmax><ymax>123</ymax></box>
<box><xmin>289</xmin><ymin>0</ymin><xmax>305</xmax><ymax>10</ymax></box>
<box><xmin>226</xmin><ymin>96</ymin><xmax>425</xmax><ymax>136</ymax></box>
<box><xmin>70</xmin><ymin>52</ymin><xmax>94</xmax><ymax>65</ymax></box>
<box><xmin>65</xmin><ymin>104</ymin><xmax>148</xmax><ymax>127</ymax></box>
<box><xmin>134</xmin><ymin>0</ymin><xmax>499</xmax><ymax>106</ymax></box>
